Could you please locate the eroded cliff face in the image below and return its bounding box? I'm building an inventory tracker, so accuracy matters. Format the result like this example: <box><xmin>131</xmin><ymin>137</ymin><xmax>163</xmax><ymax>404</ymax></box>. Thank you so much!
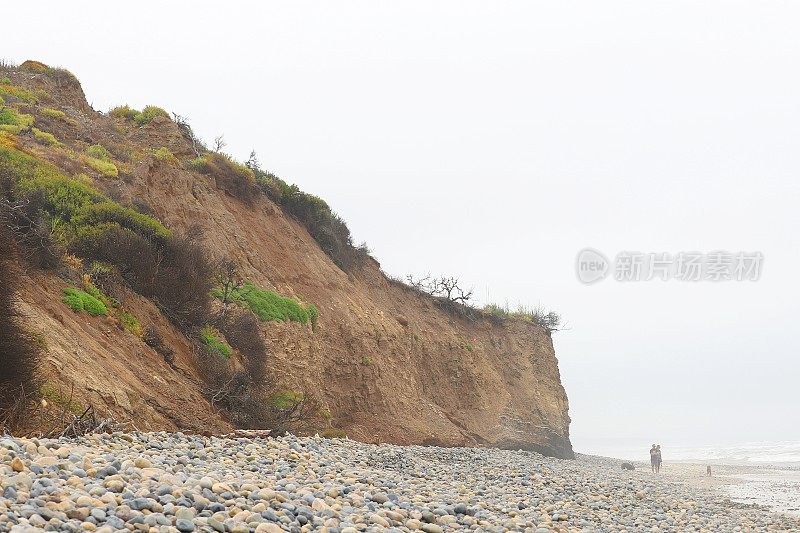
<box><xmin>4</xmin><ymin>63</ymin><xmax>573</xmax><ymax>458</ymax></box>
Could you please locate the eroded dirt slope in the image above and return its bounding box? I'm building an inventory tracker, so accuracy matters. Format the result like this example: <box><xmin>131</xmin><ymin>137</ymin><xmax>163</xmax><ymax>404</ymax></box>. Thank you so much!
<box><xmin>4</xmin><ymin>63</ymin><xmax>573</xmax><ymax>458</ymax></box>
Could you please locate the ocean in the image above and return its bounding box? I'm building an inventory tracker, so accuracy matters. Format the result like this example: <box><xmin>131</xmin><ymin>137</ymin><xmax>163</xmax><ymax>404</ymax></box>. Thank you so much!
<box><xmin>575</xmin><ymin>439</ymin><xmax>800</xmax><ymax>466</ymax></box>
<box><xmin>668</xmin><ymin>441</ymin><xmax>800</xmax><ymax>466</ymax></box>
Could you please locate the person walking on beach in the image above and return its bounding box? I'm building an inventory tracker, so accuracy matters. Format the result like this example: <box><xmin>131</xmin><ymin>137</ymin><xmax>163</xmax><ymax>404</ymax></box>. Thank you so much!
<box><xmin>650</xmin><ymin>444</ymin><xmax>658</xmax><ymax>473</ymax></box>
<box><xmin>655</xmin><ymin>444</ymin><xmax>663</xmax><ymax>473</ymax></box>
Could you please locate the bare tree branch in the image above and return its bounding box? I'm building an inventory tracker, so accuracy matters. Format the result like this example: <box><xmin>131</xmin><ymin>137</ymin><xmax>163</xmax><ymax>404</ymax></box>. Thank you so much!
<box><xmin>213</xmin><ymin>257</ymin><xmax>244</xmax><ymax>314</ymax></box>
<box><xmin>406</xmin><ymin>274</ymin><xmax>473</xmax><ymax>305</ymax></box>
<box><xmin>213</xmin><ymin>135</ymin><xmax>226</xmax><ymax>153</ymax></box>
<box><xmin>172</xmin><ymin>113</ymin><xmax>205</xmax><ymax>156</ymax></box>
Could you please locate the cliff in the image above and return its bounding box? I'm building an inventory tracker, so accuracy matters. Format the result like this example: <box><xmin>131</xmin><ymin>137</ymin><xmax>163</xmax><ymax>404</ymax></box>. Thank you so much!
<box><xmin>0</xmin><ymin>61</ymin><xmax>573</xmax><ymax>458</ymax></box>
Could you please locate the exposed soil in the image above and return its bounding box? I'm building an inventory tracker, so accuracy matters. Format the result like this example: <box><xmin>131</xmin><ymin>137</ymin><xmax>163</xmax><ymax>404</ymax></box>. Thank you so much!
<box><xmin>4</xmin><ymin>62</ymin><xmax>573</xmax><ymax>458</ymax></box>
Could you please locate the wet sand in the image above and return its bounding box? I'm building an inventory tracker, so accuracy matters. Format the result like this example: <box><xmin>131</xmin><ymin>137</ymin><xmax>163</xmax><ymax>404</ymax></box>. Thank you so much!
<box><xmin>627</xmin><ymin>460</ymin><xmax>800</xmax><ymax>517</ymax></box>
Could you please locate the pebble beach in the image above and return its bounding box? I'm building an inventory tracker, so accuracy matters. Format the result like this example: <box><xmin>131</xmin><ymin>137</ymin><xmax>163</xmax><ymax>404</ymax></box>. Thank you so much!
<box><xmin>1</xmin><ymin>432</ymin><xmax>798</xmax><ymax>533</ymax></box>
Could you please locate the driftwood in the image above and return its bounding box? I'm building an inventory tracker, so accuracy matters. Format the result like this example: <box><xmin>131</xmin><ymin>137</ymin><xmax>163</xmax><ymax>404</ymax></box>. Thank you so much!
<box><xmin>43</xmin><ymin>404</ymin><xmax>128</xmax><ymax>439</ymax></box>
<box><xmin>220</xmin><ymin>429</ymin><xmax>272</xmax><ymax>439</ymax></box>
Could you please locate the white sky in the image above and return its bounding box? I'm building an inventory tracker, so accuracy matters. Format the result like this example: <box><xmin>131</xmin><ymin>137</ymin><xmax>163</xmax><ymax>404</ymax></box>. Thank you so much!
<box><xmin>5</xmin><ymin>1</ymin><xmax>799</xmax><ymax>455</ymax></box>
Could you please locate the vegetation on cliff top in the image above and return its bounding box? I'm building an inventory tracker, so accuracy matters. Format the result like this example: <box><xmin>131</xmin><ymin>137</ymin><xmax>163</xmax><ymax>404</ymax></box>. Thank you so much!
<box><xmin>402</xmin><ymin>273</ymin><xmax>563</xmax><ymax>331</ymax></box>
<box><xmin>109</xmin><ymin>104</ymin><xmax>170</xmax><ymax>126</ymax></box>
<box><xmin>482</xmin><ymin>303</ymin><xmax>563</xmax><ymax>332</ymax></box>
<box><xmin>189</xmin><ymin>152</ymin><xmax>259</xmax><ymax>205</ymax></box>
<box><xmin>245</xmin><ymin>152</ymin><xmax>370</xmax><ymax>272</ymax></box>
<box><xmin>186</xmin><ymin>141</ymin><xmax>368</xmax><ymax>271</ymax></box>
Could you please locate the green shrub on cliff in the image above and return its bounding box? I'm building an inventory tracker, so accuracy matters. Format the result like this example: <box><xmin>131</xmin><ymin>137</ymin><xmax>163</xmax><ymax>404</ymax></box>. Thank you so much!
<box><xmin>40</xmin><ymin>107</ymin><xmax>66</xmax><ymax>119</ymax></box>
<box><xmin>16</xmin><ymin>175</ymin><xmax>100</xmax><ymax>220</ymax></box>
<box><xmin>71</xmin><ymin>202</ymin><xmax>171</xmax><ymax>242</ymax></box>
<box><xmin>134</xmin><ymin>105</ymin><xmax>170</xmax><ymax>125</ymax></box>
<box><xmin>306</xmin><ymin>304</ymin><xmax>319</xmax><ymax>328</ymax></box>
<box><xmin>120</xmin><ymin>311</ymin><xmax>143</xmax><ymax>337</ymax></box>
<box><xmin>0</xmin><ymin>84</ymin><xmax>38</xmax><ymax>103</ymax></box>
<box><xmin>1</xmin><ymin>132</ymin><xmax>211</xmax><ymax>329</ymax></box>
<box><xmin>62</xmin><ymin>287</ymin><xmax>108</xmax><ymax>316</ymax></box>
<box><xmin>213</xmin><ymin>282</ymin><xmax>318</xmax><ymax>326</ymax></box>
<box><xmin>31</xmin><ymin>127</ymin><xmax>61</xmax><ymax>147</ymax></box>
<box><xmin>109</xmin><ymin>104</ymin><xmax>169</xmax><ymax>125</ymax></box>
<box><xmin>86</xmin><ymin>144</ymin><xmax>112</xmax><ymax>161</ymax></box>
<box><xmin>109</xmin><ymin>105</ymin><xmax>138</xmax><ymax>121</ymax></box>
<box><xmin>85</xmin><ymin>157</ymin><xmax>118</xmax><ymax>177</ymax></box>
<box><xmin>153</xmin><ymin>147</ymin><xmax>178</xmax><ymax>164</ymax></box>
<box><xmin>1</xmin><ymin>142</ymin><xmax>170</xmax><ymax>248</ymax></box>
<box><xmin>200</xmin><ymin>325</ymin><xmax>232</xmax><ymax>358</ymax></box>
<box><xmin>269</xmin><ymin>390</ymin><xmax>305</xmax><ymax>410</ymax></box>
<box><xmin>482</xmin><ymin>303</ymin><xmax>508</xmax><ymax>319</ymax></box>
<box><xmin>0</xmin><ymin>107</ymin><xmax>34</xmax><ymax>134</ymax></box>
<box><xmin>84</xmin><ymin>144</ymin><xmax>118</xmax><ymax>177</ymax></box>
<box><xmin>189</xmin><ymin>153</ymin><xmax>254</xmax><ymax>182</ymax></box>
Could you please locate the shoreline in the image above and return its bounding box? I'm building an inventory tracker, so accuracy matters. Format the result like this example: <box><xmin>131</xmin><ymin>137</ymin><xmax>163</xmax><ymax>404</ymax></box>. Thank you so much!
<box><xmin>577</xmin><ymin>454</ymin><xmax>800</xmax><ymax>518</ymax></box>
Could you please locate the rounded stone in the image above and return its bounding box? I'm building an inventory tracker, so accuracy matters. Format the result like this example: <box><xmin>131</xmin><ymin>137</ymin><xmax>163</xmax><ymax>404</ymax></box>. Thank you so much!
<box><xmin>176</xmin><ymin>518</ymin><xmax>196</xmax><ymax>532</ymax></box>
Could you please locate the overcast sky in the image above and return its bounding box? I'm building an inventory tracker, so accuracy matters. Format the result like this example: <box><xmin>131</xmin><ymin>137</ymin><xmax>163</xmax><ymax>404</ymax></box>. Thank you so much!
<box><xmin>5</xmin><ymin>1</ymin><xmax>799</xmax><ymax>457</ymax></box>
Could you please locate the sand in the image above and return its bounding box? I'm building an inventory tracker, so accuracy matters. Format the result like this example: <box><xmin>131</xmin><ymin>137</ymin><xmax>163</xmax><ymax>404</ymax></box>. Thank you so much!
<box><xmin>625</xmin><ymin>459</ymin><xmax>800</xmax><ymax>517</ymax></box>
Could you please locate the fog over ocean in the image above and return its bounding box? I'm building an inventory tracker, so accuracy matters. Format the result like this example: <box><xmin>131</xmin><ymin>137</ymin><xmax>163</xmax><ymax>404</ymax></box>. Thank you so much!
<box><xmin>576</xmin><ymin>439</ymin><xmax>800</xmax><ymax>466</ymax></box>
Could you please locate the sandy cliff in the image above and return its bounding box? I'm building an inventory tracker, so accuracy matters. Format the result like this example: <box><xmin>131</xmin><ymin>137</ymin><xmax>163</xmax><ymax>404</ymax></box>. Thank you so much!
<box><xmin>3</xmin><ymin>62</ymin><xmax>573</xmax><ymax>458</ymax></box>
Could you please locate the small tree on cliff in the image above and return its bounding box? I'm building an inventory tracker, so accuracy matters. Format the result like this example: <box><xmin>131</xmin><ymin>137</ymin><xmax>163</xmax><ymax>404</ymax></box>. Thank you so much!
<box><xmin>213</xmin><ymin>135</ymin><xmax>227</xmax><ymax>153</ymax></box>
<box><xmin>172</xmin><ymin>113</ymin><xmax>205</xmax><ymax>156</ymax></box>
<box><xmin>406</xmin><ymin>274</ymin><xmax>473</xmax><ymax>304</ymax></box>
<box><xmin>527</xmin><ymin>307</ymin><xmax>562</xmax><ymax>333</ymax></box>
<box><xmin>213</xmin><ymin>257</ymin><xmax>245</xmax><ymax>313</ymax></box>
<box><xmin>246</xmin><ymin>150</ymin><xmax>261</xmax><ymax>174</ymax></box>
